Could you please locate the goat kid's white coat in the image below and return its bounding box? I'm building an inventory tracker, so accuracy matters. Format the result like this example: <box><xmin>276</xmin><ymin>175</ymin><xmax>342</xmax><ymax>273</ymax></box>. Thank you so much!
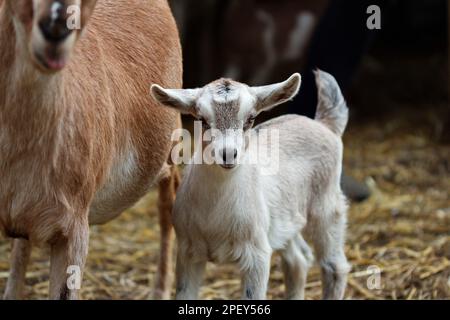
<box><xmin>151</xmin><ymin>70</ymin><xmax>351</xmax><ymax>300</ymax></box>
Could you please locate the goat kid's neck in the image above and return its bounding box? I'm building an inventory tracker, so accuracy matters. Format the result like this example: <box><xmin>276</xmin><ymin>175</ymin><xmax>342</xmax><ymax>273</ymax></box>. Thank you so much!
<box><xmin>191</xmin><ymin>152</ymin><xmax>249</xmax><ymax>186</ymax></box>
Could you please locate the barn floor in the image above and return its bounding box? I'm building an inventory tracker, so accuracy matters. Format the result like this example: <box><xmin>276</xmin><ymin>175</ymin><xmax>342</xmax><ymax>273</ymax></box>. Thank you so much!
<box><xmin>0</xmin><ymin>102</ymin><xmax>448</xmax><ymax>300</ymax></box>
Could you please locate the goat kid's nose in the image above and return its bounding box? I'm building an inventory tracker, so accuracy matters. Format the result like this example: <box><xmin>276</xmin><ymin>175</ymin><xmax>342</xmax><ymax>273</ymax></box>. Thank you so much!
<box><xmin>39</xmin><ymin>16</ymin><xmax>73</xmax><ymax>43</ymax></box>
<box><xmin>220</xmin><ymin>148</ymin><xmax>238</xmax><ymax>164</ymax></box>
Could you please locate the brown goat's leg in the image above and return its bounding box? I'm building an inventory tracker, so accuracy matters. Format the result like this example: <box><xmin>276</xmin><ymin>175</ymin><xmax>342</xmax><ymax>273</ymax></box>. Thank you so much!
<box><xmin>49</xmin><ymin>219</ymin><xmax>89</xmax><ymax>300</ymax></box>
<box><xmin>153</xmin><ymin>165</ymin><xmax>179</xmax><ymax>300</ymax></box>
<box><xmin>3</xmin><ymin>239</ymin><xmax>31</xmax><ymax>300</ymax></box>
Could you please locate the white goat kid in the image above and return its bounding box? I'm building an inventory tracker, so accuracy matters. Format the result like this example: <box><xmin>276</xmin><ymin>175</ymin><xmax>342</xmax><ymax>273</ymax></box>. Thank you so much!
<box><xmin>151</xmin><ymin>70</ymin><xmax>351</xmax><ymax>300</ymax></box>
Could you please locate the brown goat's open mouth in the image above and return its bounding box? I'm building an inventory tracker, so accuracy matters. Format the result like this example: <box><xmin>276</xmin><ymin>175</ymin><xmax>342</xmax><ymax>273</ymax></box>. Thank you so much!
<box><xmin>34</xmin><ymin>50</ymin><xmax>67</xmax><ymax>72</ymax></box>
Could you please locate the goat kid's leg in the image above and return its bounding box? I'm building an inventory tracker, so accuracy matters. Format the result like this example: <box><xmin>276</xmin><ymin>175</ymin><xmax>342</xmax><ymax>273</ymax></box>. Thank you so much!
<box><xmin>175</xmin><ymin>249</ymin><xmax>206</xmax><ymax>300</ymax></box>
<box><xmin>153</xmin><ymin>165</ymin><xmax>180</xmax><ymax>300</ymax></box>
<box><xmin>311</xmin><ymin>197</ymin><xmax>350</xmax><ymax>300</ymax></box>
<box><xmin>3</xmin><ymin>239</ymin><xmax>32</xmax><ymax>300</ymax></box>
<box><xmin>280</xmin><ymin>235</ymin><xmax>313</xmax><ymax>300</ymax></box>
<box><xmin>49</xmin><ymin>219</ymin><xmax>89</xmax><ymax>300</ymax></box>
<box><xmin>240</xmin><ymin>244</ymin><xmax>272</xmax><ymax>300</ymax></box>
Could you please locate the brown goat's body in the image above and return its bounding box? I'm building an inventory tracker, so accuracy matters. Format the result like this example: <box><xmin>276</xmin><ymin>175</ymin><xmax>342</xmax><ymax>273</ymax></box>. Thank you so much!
<box><xmin>0</xmin><ymin>0</ymin><xmax>181</xmax><ymax>299</ymax></box>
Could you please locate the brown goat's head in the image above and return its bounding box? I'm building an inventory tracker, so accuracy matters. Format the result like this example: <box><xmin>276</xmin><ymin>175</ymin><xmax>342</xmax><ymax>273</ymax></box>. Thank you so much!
<box><xmin>6</xmin><ymin>0</ymin><xmax>97</xmax><ymax>73</ymax></box>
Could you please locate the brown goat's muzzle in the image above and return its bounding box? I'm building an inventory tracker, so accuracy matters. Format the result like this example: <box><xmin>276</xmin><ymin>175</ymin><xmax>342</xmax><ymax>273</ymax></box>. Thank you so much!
<box><xmin>30</xmin><ymin>1</ymin><xmax>80</xmax><ymax>72</ymax></box>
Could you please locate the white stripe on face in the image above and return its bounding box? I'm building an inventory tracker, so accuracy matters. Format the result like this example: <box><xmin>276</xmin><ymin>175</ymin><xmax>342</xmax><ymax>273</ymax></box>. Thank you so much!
<box><xmin>50</xmin><ymin>1</ymin><xmax>63</xmax><ymax>21</ymax></box>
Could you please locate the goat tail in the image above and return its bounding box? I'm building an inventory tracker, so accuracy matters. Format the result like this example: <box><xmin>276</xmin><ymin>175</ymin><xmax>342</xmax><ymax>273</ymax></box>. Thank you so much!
<box><xmin>314</xmin><ymin>69</ymin><xmax>349</xmax><ymax>136</ymax></box>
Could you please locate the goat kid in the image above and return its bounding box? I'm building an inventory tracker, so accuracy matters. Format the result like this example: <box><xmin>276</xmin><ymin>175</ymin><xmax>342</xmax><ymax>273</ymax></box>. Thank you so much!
<box><xmin>151</xmin><ymin>70</ymin><xmax>351</xmax><ymax>300</ymax></box>
<box><xmin>0</xmin><ymin>0</ymin><xmax>181</xmax><ymax>299</ymax></box>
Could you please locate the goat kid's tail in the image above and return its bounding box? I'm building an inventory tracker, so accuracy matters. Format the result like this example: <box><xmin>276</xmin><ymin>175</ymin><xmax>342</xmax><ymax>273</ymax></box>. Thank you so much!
<box><xmin>314</xmin><ymin>70</ymin><xmax>349</xmax><ymax>136</ymax></box>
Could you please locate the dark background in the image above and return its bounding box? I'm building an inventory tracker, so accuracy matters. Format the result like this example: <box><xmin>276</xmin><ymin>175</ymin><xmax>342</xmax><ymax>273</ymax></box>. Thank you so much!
<box><xmin>169</xmin><ymin>0</ymin><xmax>448</xmax><ymax>132</ymax></box>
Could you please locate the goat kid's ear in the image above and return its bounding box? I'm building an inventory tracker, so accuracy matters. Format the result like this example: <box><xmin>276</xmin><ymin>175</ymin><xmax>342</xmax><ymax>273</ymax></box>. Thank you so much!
<box><xmin>251</xmin><ymin>73</ymin><xmax>301</xmax><ymax>113</ymax></box>
<box><xmin>151</xmin><ymin>84</ymin><xmax>200</xmax><ymax>116</ymax></box>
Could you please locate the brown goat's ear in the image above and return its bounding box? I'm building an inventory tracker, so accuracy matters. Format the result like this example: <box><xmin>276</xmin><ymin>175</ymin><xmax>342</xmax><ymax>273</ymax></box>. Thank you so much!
<box><xmin>151</xmin><ymin>84</ymin><xmax>200</xmax><ymax>115</ymax></box>
<box><xmin>251</xmin><ymin>73</ymin><xmax>301</xmax><ymax>113</ymax></box>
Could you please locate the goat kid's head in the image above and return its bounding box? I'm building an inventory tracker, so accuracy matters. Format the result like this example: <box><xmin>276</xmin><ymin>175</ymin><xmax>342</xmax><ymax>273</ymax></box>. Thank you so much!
<box><xmin>151</xmin><ymin>73</ymin><xmax>301</xmax><ymax>170</ymax></box>
<box><xmin>6</xmin><ymin>0</ymin><xmax>97</xmax><ymax>73</ymax></box>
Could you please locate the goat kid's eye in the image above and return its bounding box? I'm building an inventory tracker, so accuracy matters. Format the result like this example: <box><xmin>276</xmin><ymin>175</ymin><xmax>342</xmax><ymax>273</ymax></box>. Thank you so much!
<box><xmin>201</xmin><ymin>119</ymin><xmax>210</xmax><ymax>130</ymax></box>
<box><xmin>244</xmin><ymin>116</ymin><xmax>256</xmax><ymax>130</ymax></box>
<box><xmin>195</xmin><ymin>117</ymin><xmax>210</xmax><ymax>129</ymax></box>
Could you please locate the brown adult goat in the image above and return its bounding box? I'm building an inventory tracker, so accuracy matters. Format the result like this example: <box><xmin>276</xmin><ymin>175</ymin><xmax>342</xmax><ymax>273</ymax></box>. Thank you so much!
<box><xmin>0</xmin><ymin>0</ymin><xmax>181</xmax><ymax>299</ymax></box>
